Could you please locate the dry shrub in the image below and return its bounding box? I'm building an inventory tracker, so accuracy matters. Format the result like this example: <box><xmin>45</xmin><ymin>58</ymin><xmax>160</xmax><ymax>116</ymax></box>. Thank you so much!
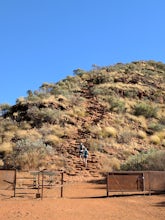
<box><xmin>88</xmin><ymin>125</ymin><xmax>102</xmax><ymax>138</ymax></box>
<box><xmin>162</xmin><ymin>139</ymin><xmax>165</xmax><ymax>147</ymax></box>
<box><xmin>27</xmin><ymin>129</ymin><xmax>42</xmax><ymax>141</ymax></box>
<box><xmin>102</xmin><ymin>126</ymin><xmax>117</xmax><ymax>137</ymax></box>
<box><xmin>72</xmin><ymin>106</ymin><xmax>86</xmax><ymax>117</ymax></box>
<box><xmin>136</xmin><ymin>116</ymin><xmax>148</xmax><ymax>129</ymax></box>
<box><xmin>87</xmin><ymin>138</ymin><xmax>103</xmax><ymax>152</ymax></box>
<box><xmin>137</xmin><ymin>130</ymin><xmax>147</xmax><ymax>139</ymax></box>
<box><xmin>49</xmin><ymin>155</ymin><xmax>66</xmax><ymax>170</ymax></box>
<box><xmin>49</xmin><ymin>125</ymin><xmax>64</xmax><ymax>137</ymax></box>
<box><xmin>126</xmin><ymin>114</ymin><xmax>147</xmax><ymax>129</ymax></box>
<box><xmin>156</xmin><ymin>130</ymin><xmax>165</xmax><ymax>141</ymax></box>
<box><xmin>15</xmin><ymin>129</ymin><xmax>28</xmax><ymax>139</ymax></box>
<box><xmin>16</xmin><ymin>96</ymin><xmax>26</xmax><ymax>104</ymax></box>
<box><xmin>0</xmin><ymin>142</ymin><xmax>13</xmax><ymax>153</ymax></box>
<box><xmin>40</xmin><ymin>124</ymin><xmax>64</xmax><ymax>138</ymax></box>
<box><xmin>64</xmin><ymin>125</ymin><xmax>78</xmax><ymax>138</ymax></box>
<box><xmin>149</xmin><ymin>135</ymin><xmax>161</xmax><ymax>144</ymax></box>
<box><xmin>101</xmin><ymin>155</ymin><xmax>120</xmax><ymax>172</ymax></box>
<box><xmin>42</xmin><ymin>95</ymin><xmax>56</xmax><ymax>103</ymax></box>
<box><xmin>45</xmin><ymin>134</ymin><xmax>61</xmax><ymax>145</ymax></box>
<box><xmin>19</xmin><ymin>121</ymin><xmax>31</xmax><ymax>130</ymax></box>
<box><xmin>117</xmin><ymin>129</ymin><xmax>135</xmax><ymax>144</ymax></box>
<box><xmin>15</xmin><ymin>129</ymin><xmax>42</xmax><ymax>141</ymax></box>
<box><xmin>3</xmin><ymin>131</ymin><xmax>15</xmax><ymax>142</ymax></box>
<box><xmin>4</xmin><ymin>139</ymin><xmax>53</xmax><ymax>170</ymax></box>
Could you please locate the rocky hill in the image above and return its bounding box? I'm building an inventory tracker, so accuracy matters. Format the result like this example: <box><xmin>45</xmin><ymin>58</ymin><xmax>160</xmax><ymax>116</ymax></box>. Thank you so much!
<box><xmin>0</xmin><ymin>60</ymin><xmax>165</xmax><ymax>178</ymax></box>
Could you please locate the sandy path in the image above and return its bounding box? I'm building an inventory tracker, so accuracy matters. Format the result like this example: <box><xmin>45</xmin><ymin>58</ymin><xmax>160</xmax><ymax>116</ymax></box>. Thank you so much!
<box><xmin>0</xmin><ymin>181</ymin><xmax>165</xmax><ymax>220</ymax></box>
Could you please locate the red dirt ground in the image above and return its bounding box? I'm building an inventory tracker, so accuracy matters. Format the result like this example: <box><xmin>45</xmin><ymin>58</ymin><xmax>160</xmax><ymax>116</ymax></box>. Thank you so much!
<box><xmin>0</xmin><ymin>180</ymin><xmax>165</xmax><ymax>220</ymax></box>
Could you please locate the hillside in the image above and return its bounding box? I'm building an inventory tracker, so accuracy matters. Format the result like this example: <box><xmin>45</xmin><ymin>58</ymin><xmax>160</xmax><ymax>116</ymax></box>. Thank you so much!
<box><xmin>0</xmin><ymin>60</ymin><xmax>165</xmax><ymax>178</ymax></box>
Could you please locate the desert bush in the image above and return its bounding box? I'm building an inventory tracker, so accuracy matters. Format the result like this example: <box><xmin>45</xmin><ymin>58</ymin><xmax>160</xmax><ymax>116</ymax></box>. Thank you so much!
<box><xmin>121</xmin><ymin>149</ymin><xmax>165</xmax><ymax>171</ymax></box>
<box><xmin>88</xmin><ymin>125</ymin><xmax>102</xmax><ymax>138</ymax></box>
<box><xmin>0</xmin><ymin>142</ymin><xmax>13</xmax><ymax>153</ymax></box>
<box><xmin>108</xmin><ymin>97</ymin><xmax>126</xmax><ymax>113</ymax></box>
<box><xmin>19</xmin><ymin>121</ymin><xmax>31</xmax><ymax>130</ymax></box>
<box><xmin>148</xmin><ymin>60</ymin><xmax>165</xmax><ymax>72</ymax></box>
<box><xmin>44</xmin><ymin>134</ymin><xmax>61</xmax><ymax>146</ymax></box>
<box><xmin>156</xmin><ymin>130</ymin><xmax>165</xmax><ymax>141</ymax></box>
<box><xmin>87</xmin><ymin>138</ymin><xmax>105</xmax><ymax>152</ymax></box>
<box><xmin>15</xmin><ymin>129</ymin><xmax>28</xmax><ymax>139</ymax></box>
<box><xmin>117</xmin><ymin>130</ymin><xmax>135</xmax><ymax>144</ymax></box>
<box><xmin>101</xmin><ymin>156</ymin><xmax>120</xmax><ymax>172</ymax></box>
<box><xmin>4</xmin><ymin>139</ymin><xmax>53</xmax><ymax>170</ymax></box>
<box><xmin>126</xmin><ymin>114</ymin><xmax>147</xmax><ymax>129</ymax></box>
<box><xmin>14</xmin><ymin>128</ymin><xmax>41</xmax><ymax>141</ymax></box>
<box><xmin>102</xmin><ymin>126</ymin><xmax>117</xmax><ymax>138</ymax></box>
<box><xmin>40</xmin><ymin>108</ymin><xmax>62</xmax><ymax>124</ymax></box>
<box><xmin>159</xmin><ymin>116</ymin><xmax>165</xmax><ymax>125</ymax></box>
<box><xmin>134</xmin><ymin>102</ymin><xmax>158</xmax><ymax>118</ymax></box>
<box><xmin>73</xmin><ymin>68</ymin><xmax>86</xmax><ymax>77</ymax></box>
<box><xmin>148</xmin><ymin>123</ymin><xmax>164</xmax><ymax>132</ymax></box>
<box><xmin>137</xmin><ymin>130</ymin><xmax>147</xmax><ymax>139</ymax></box>
<box><xmin>40</xmin><ymin>125</ymin><xmax>64</xmax><ymax>138</ymax></box>
<box><xmin>149</xmin><ymin>135</ymin><xmax>161</xmax><ymax>145</ymax></box>
<box><xmin>67</xmin><ymin>94</ymin><xmax>85</xmax><ymax>106</ymax></box>
<box><xmin>2</xmin><ymin>131</ymin><xmax>14</xmax><ymax>142</ymax></box>
<box><xmin>72</xmin><ymin>106</ymin><xmax>86</xmax><ymax>117</ymax></box>
<box><xmin>162</xmin><ymin>139</ymin><xmax>165</xmax><ymax>147</ymax></box>
<box><xmin>63</xmin><ymin>125</ymin><xmax>78</xmax><ymax>138</ymax></box>
<box><xmin>0</xmin><ymin>103</ymin><xmax>11</xmax><ymax>116</ymax></box>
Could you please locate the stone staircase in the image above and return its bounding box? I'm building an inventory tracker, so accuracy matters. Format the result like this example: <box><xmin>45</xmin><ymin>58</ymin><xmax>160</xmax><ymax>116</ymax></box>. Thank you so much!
<box><xmin>65</xmin><ymin>151</ymin><xmax>102</xmax><ymax>178</ymax></box>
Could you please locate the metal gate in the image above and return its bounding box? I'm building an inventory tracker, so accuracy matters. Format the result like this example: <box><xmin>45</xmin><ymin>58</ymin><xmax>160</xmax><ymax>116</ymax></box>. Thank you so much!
<box><xmin>106</xmin><ymin>171</ymin><xmax>165</xmax><ymax>196</ymax></box>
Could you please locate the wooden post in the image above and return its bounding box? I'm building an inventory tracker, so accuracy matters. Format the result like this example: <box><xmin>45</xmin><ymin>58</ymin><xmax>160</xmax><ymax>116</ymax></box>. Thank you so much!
<box><xmin>148</xmin><ymin>171</ymin><xmax>151</xmax><ymax>196</ymax></box>
<box><xmin>41</xmin><ymin>171</ymin><xmax>44</xmax><ymax>199</ymax></box>
<box><xmin>106</xmin><ymin>173</ymin><xmax>109</xmax><ymax>197</ymax></box>
<box><xmin>60</xmin><ymin>172</ymin><xmax>64</xmax><ymax>198</ymax></box>
<box><xmin>13</xmin><ymin>169</ymin><xmax>17</xmax><ymax>197</ymax></box>
<box><xmin>37</xmin><ymin>171</ymin><xmax>40</xmax><ymax>194</ymax></box>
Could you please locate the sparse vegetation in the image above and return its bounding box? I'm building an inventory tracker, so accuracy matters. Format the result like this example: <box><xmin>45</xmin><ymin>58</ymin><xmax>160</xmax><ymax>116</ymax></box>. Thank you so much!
<box><xmin>0</xmin><ymin>61</ymin><xmax>165</xmax><ymax>174</ymax></box>
<box><xmin>121</xmin><ymin>149</ymin><xmax>165</xmax><ymax>171</ymax></box>
<box><xmin>134</xmin><ymin>102</ymin><xmax>158</xmax><ymax>118</ymax></box>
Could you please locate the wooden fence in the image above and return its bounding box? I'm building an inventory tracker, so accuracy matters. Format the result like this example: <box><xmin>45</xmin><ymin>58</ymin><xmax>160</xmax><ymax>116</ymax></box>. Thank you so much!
<box><xmin>0</xmin><ymin>169</ymin><xmax>64</xmax><ymax>199</ymax></box>
<box><xmin>0</xmin><ymin>169</ymin><xmax>16</xmax><ymax>197</ymax></box>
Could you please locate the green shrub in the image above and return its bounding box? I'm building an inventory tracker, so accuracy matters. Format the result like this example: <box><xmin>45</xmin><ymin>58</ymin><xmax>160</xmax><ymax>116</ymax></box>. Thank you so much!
<box><xmin>159</xmin><ymin>116</ymin><xmax>165</xmax><ymax>125</ymax></box>
<box><xmin>121</xmin><ymin>149</ymin><xmax>165</xmax><ymax>171</ymax></box>
<box><xmin>108</xmin><ymin>97</ymin><xmax>126</xmax><ymax>113</ymax></box>
<box><xmin>148</xmin><ymin>123</ymin><xmax>164</xmax><ymax>132</ymax></box>
<box><xmin>134</xmin><ymin>102</ymin><xmax>158</xmax><ymax>118</ymax></box>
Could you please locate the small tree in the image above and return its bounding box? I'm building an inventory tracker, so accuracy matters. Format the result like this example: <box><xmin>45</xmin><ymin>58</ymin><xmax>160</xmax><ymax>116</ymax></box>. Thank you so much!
<box><xmin>0</xmin><ymin>103</ymin><xmax>11</xmax><ymax>116</ymax></box>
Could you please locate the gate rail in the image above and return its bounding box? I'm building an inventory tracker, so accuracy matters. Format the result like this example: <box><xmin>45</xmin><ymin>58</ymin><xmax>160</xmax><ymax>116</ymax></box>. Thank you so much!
<box><xmin>0</xmin><ymin>169</ymin><xmax>64</xmax><ymax>199</ymax></box>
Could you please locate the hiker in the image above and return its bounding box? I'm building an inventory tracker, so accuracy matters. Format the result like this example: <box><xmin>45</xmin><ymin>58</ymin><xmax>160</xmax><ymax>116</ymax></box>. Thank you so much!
<box><xmin>79</xmin><ymin>143</ymin><xmax>85</xmax><ymax>160</ymax></box>
<box><xmin>83</xmin><ymin>147</ymin><xmax>89</xmax><ymax>168</ymax></box>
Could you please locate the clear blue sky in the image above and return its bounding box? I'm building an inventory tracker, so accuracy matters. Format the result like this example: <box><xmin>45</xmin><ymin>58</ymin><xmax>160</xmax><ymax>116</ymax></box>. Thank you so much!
<box><xmin>0</xmin><ymin>0</ymin><xmax>165</xmax><ymax>105</ymax></box>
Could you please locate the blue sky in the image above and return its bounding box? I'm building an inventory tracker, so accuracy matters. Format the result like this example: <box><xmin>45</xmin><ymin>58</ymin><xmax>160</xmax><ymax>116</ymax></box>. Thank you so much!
<box><xmin>0</xmin><ymin>0</ymin><xmax>165</xmax><ymax>105</ymax></box>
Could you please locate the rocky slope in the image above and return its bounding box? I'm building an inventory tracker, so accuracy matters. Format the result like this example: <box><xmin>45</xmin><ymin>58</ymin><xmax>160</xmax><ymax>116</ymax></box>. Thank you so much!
<box><xmin>0</xmin><ymin>60</ymin><xmax>165</xmax><ymax>177</ymax></box>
